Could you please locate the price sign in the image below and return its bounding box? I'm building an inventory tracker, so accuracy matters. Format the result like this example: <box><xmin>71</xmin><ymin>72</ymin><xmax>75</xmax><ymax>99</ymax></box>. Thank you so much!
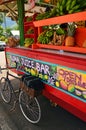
<box><xmin>28</xmin><ymin>0</ymin><xmax>35</xmax><ymax>10</ymax></box>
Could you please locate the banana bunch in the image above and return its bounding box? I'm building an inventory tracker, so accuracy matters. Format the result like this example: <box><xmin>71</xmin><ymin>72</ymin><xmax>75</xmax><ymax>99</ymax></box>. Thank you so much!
<box><xmin>37</xmin><ymin>30</ymin><xmax>54</xmax><ymax>44</ymax></box>
<box><xmin>56</xmin><ymin>0</ymin><xmax>86</xmax><ymax>16</ymax></box>
<box><xmin>24</xmin><ymin>38</ymin><xmax>34</xmax><ymax>47</ymax></box>
<box><xmin>56</xmin><ymin>0</ymin><xmax>66</xmax><ymax>15</ymax></box>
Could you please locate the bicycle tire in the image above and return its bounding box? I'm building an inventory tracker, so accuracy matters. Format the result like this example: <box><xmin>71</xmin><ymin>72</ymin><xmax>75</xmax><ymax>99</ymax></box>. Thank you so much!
<box><xmin>19</xmin><ymin>90</ymin><xmax>41</xmax><ymax>124</ymax></box>
<box><xmin>0</xmin><ymin>77</ymin><xmax>12</xmax><ymax>103</ymax></box>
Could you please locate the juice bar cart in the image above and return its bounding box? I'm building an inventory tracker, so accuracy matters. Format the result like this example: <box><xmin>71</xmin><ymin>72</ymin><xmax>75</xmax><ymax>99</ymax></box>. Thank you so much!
<box><xmin>1</xmin><ymin>0</ymin><xmax>86</xmax><ymax>124</ymax></box>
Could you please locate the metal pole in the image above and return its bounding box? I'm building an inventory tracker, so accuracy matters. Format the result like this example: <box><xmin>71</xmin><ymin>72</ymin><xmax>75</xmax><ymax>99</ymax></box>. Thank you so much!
<box><xmin>3</xmin><ymin>13</ymin><xmax>7</xmax><ymax>30</ymax></box>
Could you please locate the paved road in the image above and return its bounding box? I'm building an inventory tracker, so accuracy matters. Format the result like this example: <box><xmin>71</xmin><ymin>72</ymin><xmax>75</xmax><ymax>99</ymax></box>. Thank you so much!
<box><xmin>0</xmin><ymin>51</ymin><xmax>86</xmax><ymax>130</ymax></box>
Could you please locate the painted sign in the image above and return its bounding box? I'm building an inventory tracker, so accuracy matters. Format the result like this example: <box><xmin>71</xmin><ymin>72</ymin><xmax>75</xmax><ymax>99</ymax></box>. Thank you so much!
<box><xmin>27</xmin><ymin>0</ymin><xmax>35</xmax><ymax>10</ymax></box>
<box><xmin>6</xmin><ymin>52</ymin><xmax>86</xmax><ymax>102</ymax></box>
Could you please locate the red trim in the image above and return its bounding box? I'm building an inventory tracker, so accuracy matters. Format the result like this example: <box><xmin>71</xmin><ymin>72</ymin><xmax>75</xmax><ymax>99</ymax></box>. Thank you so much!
<box><xmin>43</xmin><ymin>85</ymin><xmax>86</xmax><ymax>122</ymax></box>
<box><xmin>36</xmin><ymin>43</ymin><xmax>86</xmax><ymax>54</ymax></box>
<box><xmin>5</xmin><ymin>47</ymin><xmax>86</xmax><ymax>122</ymax></box>
<box><xmin>5</xmin><ymin>47</ymin><xmax>86</xmax><ymax>71</ymax></box>
<box><xmin>33</xmin><ymin>11</ymin><xmax>86</xmax><ymax>27</ymax></box>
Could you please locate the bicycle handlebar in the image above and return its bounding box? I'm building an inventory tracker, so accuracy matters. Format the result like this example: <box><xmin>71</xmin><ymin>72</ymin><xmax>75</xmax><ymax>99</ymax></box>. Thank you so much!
<box><xmin>0</xmin><ymin>66</ymin><xmax>21</xmax><ymax>80</ymax></box>
<box><xmin>0</xmin><ymin>61</ymin><xmax>19</xmax><ymax>73</ymax></box>
<box><xmin>0</xmin><ymin>66</ymin><xmax>17</xmax><ymax>74</ymax></box>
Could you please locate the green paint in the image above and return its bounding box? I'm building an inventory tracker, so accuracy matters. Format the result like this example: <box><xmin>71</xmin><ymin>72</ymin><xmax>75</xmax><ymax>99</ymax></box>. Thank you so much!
<box><xmin>17</xmin><ymin>0</ymin><xmax>25</xmax><ymax>46</ymax></box>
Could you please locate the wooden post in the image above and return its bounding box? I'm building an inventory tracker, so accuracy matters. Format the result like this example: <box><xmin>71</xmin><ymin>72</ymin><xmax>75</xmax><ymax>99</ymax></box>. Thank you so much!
<box><xmin>17</xmin><ymin>0</ymin><xmax>25</xmax><ymax>46</ymax></box>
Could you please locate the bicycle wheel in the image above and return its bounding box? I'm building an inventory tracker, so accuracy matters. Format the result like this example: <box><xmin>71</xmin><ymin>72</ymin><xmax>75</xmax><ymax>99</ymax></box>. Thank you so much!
<box><xmin>0</xmin><ymin>77</ymin><xmax>12</xmax><ymax>103</ymax></box>
<box><xmin>19</xmin><ymin>90</ymin><xmax>41</xmax><ymax>124</ymax></box>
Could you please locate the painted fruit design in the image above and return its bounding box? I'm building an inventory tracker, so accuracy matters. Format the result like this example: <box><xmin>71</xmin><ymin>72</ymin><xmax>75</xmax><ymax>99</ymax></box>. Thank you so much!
<box><xmin>82</xmin><ymin>91</ymin><xmax>86</xmax><ymax>99</ymax></box>
<box><xmin>38</xmin><ymin>73</ymin><xmax>43</xmax><ymax>79</ymax></box>
<box><xmin>43</xmin><ymin>75</ymin><xmax>48</xmax><ymax>80</ymax></box>
<box><xmin>75</xmin><ymin>89</ymin><xmax>82</xmax><ymax>96</ymax></box>
<box><xmin>30</xmin><ymin>68</ymin><xmax>38</xmax><ymax>76</ymax></box>
<box><xmin>60</xmin><ymin>80</ymin><xmax>68</xmax><ymax>90</ymax></box>
<box><xmin>68</xmin><ymin>84</ymin><xmax>75</xmax><ymax>93</ymax></box>
<box><xmin>55</xmin><ymin>81</ymin><xmax>60</xmax><ymax>87</ymax></box>
<box><xmin>75</xmin><ymin>85</ymin><xmax>86</xmax><ymax>98</ymax></box>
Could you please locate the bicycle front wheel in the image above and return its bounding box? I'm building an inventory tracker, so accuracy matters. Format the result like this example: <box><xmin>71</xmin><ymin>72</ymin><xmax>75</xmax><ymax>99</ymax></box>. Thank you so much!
<box><xmin>19</xmin><ymin>91</ymin><xmax>41</xmax><ymax>124</ymax></box>
<box><xmin>0</xmin><ymin>77</ymin><xmax>12</xmax><ymax>103</ymax></box>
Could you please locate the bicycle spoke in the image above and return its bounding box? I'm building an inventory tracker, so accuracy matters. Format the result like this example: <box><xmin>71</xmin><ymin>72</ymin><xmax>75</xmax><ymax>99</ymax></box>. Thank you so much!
<box><xmin>19</xmin><ymin>91</ymin><xmax>41</xmax><ymax>124</ymax></box>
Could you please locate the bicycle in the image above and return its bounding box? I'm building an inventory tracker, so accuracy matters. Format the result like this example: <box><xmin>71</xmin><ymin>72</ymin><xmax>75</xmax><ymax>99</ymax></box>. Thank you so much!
<box><xmin>0</xmin><ymin>66</ymin><xmax>47</xmax><ymax>124</ymax></box>
<box><xmin>0</xmin><ymin>66</ymin><xmax>20</xmax><ymax>110</ymax></box>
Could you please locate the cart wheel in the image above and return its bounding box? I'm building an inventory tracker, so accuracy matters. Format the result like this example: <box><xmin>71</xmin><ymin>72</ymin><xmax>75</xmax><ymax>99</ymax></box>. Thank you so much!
<box><xmin>0</xmin><ymin>77</ymin><xmax>12</xmax><ymax>103</ymax></box>
<box><xmin>19</xmin><ymin>90</ymin><xmax>41</xmax><ymax>124</ymax></box>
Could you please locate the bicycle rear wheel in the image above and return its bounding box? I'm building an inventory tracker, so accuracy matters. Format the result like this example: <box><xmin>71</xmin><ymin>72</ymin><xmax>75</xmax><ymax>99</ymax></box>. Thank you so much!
<box><xmin>19</xmin><ymin>90</ymin><xmax>41</xmax><ymax>124</ymax></box>
<box><xmin>0</xmin><ymin>77</ymin><xmax>12</xmax><ymax>103</ymax></box>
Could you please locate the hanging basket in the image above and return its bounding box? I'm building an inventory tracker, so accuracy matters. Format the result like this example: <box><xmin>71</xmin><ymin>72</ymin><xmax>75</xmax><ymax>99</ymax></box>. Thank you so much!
<box><xmin>7</xmin><ymin>37</ymin><xmax>19</xmax><ymax>47</ymax></box>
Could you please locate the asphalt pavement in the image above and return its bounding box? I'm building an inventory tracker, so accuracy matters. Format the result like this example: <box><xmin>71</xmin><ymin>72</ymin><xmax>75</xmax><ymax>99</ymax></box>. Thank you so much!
<box><xmin>0</xmin><ymin>51</ymin><xmax>86</xmax><ymax>130</ymax></box>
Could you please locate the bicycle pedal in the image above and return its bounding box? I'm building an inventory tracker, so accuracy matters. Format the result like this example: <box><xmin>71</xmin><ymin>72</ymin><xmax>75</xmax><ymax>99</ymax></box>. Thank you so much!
<box><xmin>14</xmin><ymin>90</ymin><xmax>20</xmax><ymax>93</ymax></box>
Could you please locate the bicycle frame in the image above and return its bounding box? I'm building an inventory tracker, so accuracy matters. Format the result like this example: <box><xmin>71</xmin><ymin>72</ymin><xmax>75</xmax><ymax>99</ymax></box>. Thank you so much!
<box><xmin>0</xmin><ymin>66</ymin><xmax>21</xmax><ymax>110</ymax></box>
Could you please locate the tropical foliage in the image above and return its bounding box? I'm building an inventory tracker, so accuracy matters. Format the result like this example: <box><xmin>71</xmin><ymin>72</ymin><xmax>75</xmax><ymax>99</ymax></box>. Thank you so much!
<box><xmin>0</xmin><ymin>13</ymin><xmax>3</xmax><ymax>25</ymax></box>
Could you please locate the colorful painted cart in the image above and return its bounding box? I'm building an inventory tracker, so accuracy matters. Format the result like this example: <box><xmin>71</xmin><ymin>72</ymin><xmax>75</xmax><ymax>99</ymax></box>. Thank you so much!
<box><xmin>0</xmin><ymin>0</ymin><xmax>86</xmax><ymax>124</ymax></box>
<box><xmin>5</xmin><ymin>41</ymin><xmax>86</xmax><ymax>123</ymax></box>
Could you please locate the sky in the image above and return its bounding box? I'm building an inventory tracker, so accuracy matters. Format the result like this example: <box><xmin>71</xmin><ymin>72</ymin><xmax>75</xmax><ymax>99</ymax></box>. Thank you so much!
<box><xmin>1</xmin><ymin>16</ymin><xmax>17</xmax><ymax>28</ymax></box>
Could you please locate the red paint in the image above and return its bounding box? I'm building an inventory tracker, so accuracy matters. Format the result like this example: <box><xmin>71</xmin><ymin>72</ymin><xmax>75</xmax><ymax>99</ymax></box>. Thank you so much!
<box><xmin>5</xmin><ymin>47</ymin><xmax>86</xmax><ymax>122</ymax></box>
<box><xmin>33</xmin><ymin>11</ymin><xmax>86</xmax><ymax>27</ymax></box>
